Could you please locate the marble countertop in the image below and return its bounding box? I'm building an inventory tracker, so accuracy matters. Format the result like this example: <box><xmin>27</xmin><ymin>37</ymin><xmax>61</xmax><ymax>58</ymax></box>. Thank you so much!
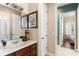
<box><xmin>0</xmin><ymin>40</ymin><xmax>37</xmax><ymax>56</ymax></box>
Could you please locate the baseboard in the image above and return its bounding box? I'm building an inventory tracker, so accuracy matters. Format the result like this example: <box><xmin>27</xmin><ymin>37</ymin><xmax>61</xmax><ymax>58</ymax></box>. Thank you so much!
<box><xmin>46</xmin><ymin>52</ymin><xmax>55</xmax><ymax>56</ymax></box>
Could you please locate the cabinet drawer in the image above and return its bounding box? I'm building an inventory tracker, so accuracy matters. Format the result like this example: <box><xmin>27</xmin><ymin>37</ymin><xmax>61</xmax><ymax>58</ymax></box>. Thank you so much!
<box><xmin>16</xmin><ymin>46</ymin><xmax>31</xmax><ymax>56</ymax></box>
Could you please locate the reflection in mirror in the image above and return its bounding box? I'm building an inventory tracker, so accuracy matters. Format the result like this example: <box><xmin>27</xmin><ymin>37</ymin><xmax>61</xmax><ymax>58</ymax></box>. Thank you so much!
<box><xmin>57</xmin><ymin>4</ymin><xmax>77</xmax><ymax>50</ymax></box>
<box><xmin>21</xmin><ymin>16</ymin><xmax>28</xmax><ymax>28</ymax></box>
<box><xmin>0</xmin><ymin>11</ymin><xmax>21</xmax><ymax>42</ymax></box>
<box><xmin>0</xmin><ymin>11</ymin><xmax>11</xmax><ymax>41</ymax></box>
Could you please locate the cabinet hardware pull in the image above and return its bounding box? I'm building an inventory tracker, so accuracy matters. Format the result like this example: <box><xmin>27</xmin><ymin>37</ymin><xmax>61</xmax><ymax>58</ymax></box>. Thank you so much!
<box><xmin>33</xmin><ymin>46</ymin><xmax>36</xmax><ymax>47</ymax></box>
<box><xmin>28</xmin><ymin>52</ymin><xmax>30</xmax><ymax>55</ymax></box>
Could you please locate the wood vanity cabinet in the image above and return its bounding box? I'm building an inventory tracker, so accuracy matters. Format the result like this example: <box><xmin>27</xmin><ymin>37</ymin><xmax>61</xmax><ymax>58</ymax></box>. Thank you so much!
<box><xmin>30</xmin><ymin>43</ymin><xmax>37</xmax><ymax>56</ymax></box>
<box><xmin>16</xmin><ymin>46</ymin><xmax>31</xmax><ymax>56</ymax></box>
<box><xmin>6</xmin><ymin>43</ymin><xmax>37</xmax><ymax>56</ymax></box>
<box><xmin>6</xmin><ymin>52</ymin><xmax>16</xmax><ymax>56</ymax></box>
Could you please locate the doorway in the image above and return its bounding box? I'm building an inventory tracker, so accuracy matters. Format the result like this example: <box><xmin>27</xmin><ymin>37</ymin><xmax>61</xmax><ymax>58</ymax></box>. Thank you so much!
<box><xmin>57</xmin><ymin>3</ymin><xmax>78</xmax><ymax>50</ymax></box>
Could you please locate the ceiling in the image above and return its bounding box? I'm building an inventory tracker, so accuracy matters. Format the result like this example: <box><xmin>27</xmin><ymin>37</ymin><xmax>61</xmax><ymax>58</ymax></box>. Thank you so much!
<box><xmin>15</xmin><ymin>3</ymin><xmax>71</xmax><ymax>8</ymax></box>
<box><xmin>57</xmin><ymin>3</ymin><xmax>70</xmax><ymax>7</ymax></box>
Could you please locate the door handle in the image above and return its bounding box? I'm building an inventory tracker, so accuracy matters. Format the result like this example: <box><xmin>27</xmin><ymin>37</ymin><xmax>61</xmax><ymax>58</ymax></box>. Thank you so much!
<box><xmin>12</xmin><ymin>34</ymin><xmax>15</xmax><ymax>35</ymax></box>
<box><xmin>42</xmin><ymin>37</ymin><xmax>44</xmax><ymax>39</ymax></box>
<box><xmin>46</xmin><ymin>35</ymin><xmax>47</xmax><ymax>37</ymax></box>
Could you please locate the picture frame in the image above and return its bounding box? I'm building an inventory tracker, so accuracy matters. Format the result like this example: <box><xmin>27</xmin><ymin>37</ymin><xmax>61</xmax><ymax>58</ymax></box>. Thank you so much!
<box><xmin>28</xmin><ymin>11</ymin><xmax>38</xmax><ymax>28</ymax></box>
<box><xmin>21</xmin><ymin>15</ymin><xmax>28</xmax><ymax>28</ymax></box>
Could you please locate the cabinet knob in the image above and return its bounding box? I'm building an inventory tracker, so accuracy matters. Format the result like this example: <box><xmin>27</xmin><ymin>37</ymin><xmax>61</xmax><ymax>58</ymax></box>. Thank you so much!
<box><xmin>33</xmin><ymin>46</ymin><xmax>36</xmax><ymax>48</ymax></box>
<box><xmin>28</xmin><ymin>52</ymin><xmax>30</xmax><ymax>55</ymax></box>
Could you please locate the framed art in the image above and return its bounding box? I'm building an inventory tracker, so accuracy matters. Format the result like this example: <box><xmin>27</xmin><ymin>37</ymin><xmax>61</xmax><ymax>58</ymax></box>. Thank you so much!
<box><xmin>21</xmin><ymin>15</ymin><xmax>28</xmax><ymax>28</ymax></box>
<box><xmin>28</xmin><ymin>11</ymin><xmax>38</xmax><ymax>28</ymax></box>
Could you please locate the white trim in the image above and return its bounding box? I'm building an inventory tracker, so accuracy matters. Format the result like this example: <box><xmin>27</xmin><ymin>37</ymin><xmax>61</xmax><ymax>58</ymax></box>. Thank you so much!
<box><xmin>0</xmin><ymin>4</ymin><xmax>22</xmax><ymax>12</ymax></box>
<box><xmin>61</xmin><ymin>11</ymin><xmax>76</xmax><ymax>17</ymax></box>
<box><xmin>46</xmin><ymin>52</ymin><xmax>55</xmax><ymax>56</ymax></box>
<box><xmin>57</xmin><ymin>3</ymin><xmax>70</xmax><ymax>7</ymax></box>
<box><xmin>55</xmin><ymin>4</ymin><xmax>57</xmax><ymax>55</ymax></box>
<box><xmin>77</xmin><ymin>4</ymin><xmax>79</xmax><ymax>51</ymax></box>
<box><xmin>38</xmin><ymin>3</ymin><xmax>47</xmax><ymax>56</ymax></box>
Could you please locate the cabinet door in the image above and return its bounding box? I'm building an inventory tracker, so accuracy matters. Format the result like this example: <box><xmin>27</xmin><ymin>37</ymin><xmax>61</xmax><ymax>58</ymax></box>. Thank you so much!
<box><xmin>16</xmin><ymin>48</ymin><xmax>26</xmax><ymax>56</ymax></box>
<box><xmin>30</xmin><ymin>43</ymin><xmax>37</xmax><ymax>56</ymax></box>
<box><xmin>16</xmin><ymin>46</ymin><xmax>31</xmax><ymax>56</ymax></box>
<box><xmin>25</xmin><ymin>46</ymin><xmax>31</xmax><ymax>56</ymax></box>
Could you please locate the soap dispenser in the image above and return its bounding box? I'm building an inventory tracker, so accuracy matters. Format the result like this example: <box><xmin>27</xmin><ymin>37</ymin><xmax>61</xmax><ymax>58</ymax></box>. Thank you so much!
<box><xmin>25</xmin><ymin>30</ymin><xmax>30</xmax><ymax>41</ymax></box>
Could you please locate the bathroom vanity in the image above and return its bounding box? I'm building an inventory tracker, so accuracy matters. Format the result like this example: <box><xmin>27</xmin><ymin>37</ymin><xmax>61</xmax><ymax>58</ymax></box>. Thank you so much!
<box><xmin>0</xmin><ymin>40</ymin><xmax>37</xmax><ymax>56</ymax></box>
<box><xmin>7</xmin><ymin>43</ymin><xmax>37</xmax><ymax>56</ymax></box>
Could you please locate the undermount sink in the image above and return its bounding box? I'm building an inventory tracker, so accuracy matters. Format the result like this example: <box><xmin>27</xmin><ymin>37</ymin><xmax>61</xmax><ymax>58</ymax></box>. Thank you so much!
<box><xmin>9</xmin><ymin>41</ymin><xmax>22</xmax><ymax>47</ymax></box>
<box><xmin>0</xmin><ymin>39</ymin><xmax>22</xmax><ymax>49</ymax></box>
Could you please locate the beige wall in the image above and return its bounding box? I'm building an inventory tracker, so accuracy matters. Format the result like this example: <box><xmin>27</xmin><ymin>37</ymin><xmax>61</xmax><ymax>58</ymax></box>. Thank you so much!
<box><xmin>11</xmin><ymin>3</ymin><xmax>38</xmax><ymax>41</ymax></box>
<box><xmin>20</xmin><ymin>3</ymin><xmax>38</xmax><ymax>41</ymax></box>
<box><xmin>26</xmin><ymin>3</ymin><xmax>56</xmax><ymax>53</ymax></box>
<box><xmin>15</xmin><ymin>3</ymin><xmax>29</xmax><ymax>15</ymax></box>
<box><xmin>16</xmin><ymin>3</ymin><xmax>56</xmax><ymax>54</ymax></box>
<box><xmin>28</xmin><ymin>3</ymin><xmax>38</xmax><ymax>41</ymax></box>
<box><xmin>47</xmin><ymin>4</ymin><xmax>56</xmax><ymax>53</ymax></box>
<box><xmin>28</xmin><ymin>3</ymin><xmax>38</xmax><ymax>13</ymax></box>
